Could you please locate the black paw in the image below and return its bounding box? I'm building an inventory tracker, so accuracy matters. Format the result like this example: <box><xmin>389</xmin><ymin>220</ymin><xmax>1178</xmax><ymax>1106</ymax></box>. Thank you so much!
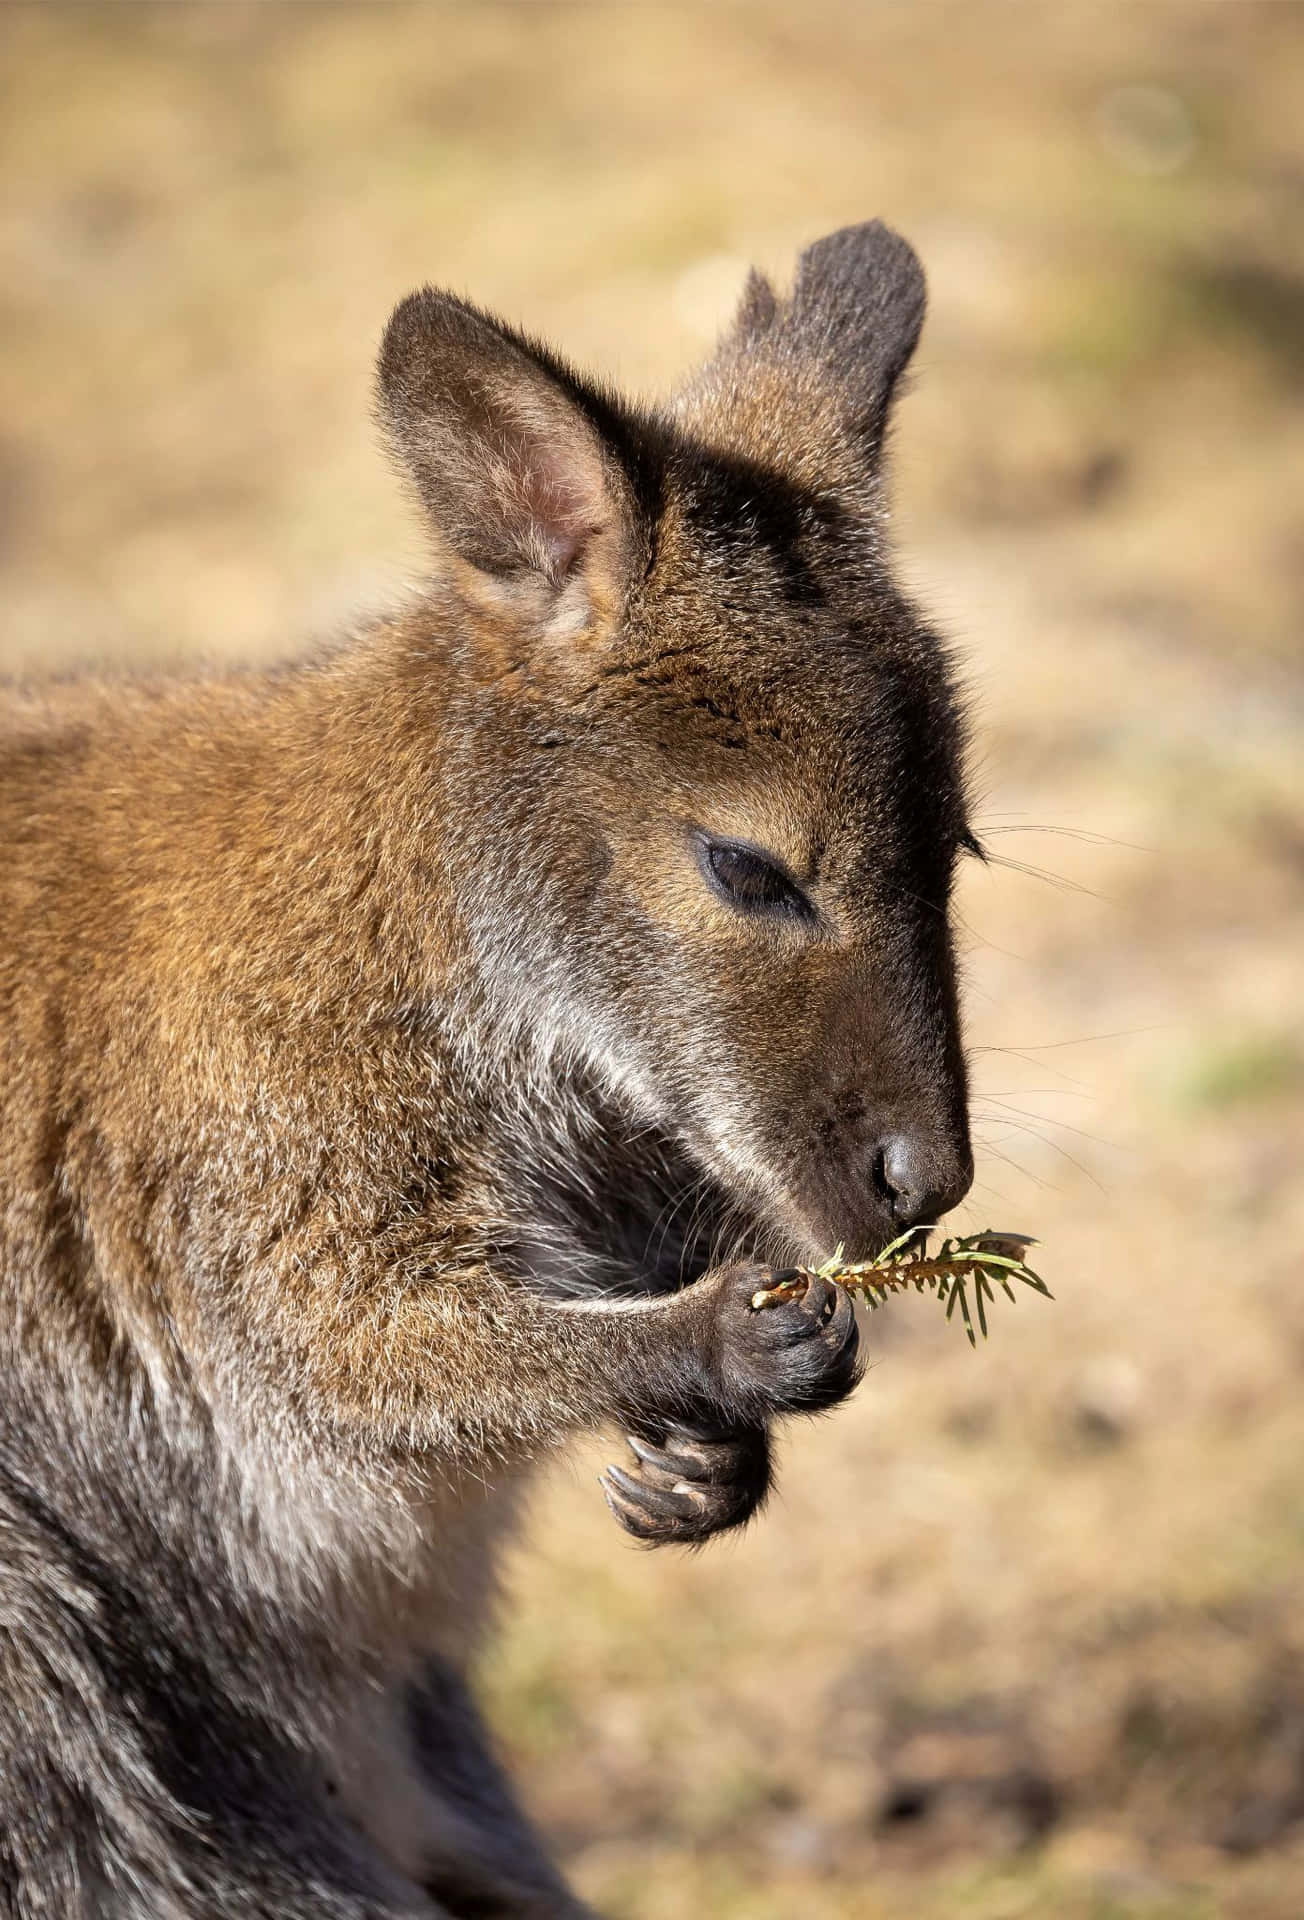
<box><xmin>716</xmin><ymin>1266</ymin><xmax>862</xmax><ymax>1417</ymax></box>
<box><xmin>600</xmin><ymin>1423</ymin><xmax>771</xmax><ymax>1547</ymax></box>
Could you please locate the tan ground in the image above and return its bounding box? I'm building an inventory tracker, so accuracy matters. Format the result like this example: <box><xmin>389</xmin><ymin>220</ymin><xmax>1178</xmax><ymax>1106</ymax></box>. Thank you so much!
<box><xmin>2</xmin><ymin>5</ymin><xmax>1302</xmax><ymax>1915</ymax></box>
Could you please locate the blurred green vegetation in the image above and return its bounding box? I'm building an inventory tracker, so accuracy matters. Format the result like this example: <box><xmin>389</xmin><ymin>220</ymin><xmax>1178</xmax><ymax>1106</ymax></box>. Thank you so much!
<box><xmin>1179</xmin><ymin>1035</ymin><xmax>1304</xmax><ymax>1111</ymax></box>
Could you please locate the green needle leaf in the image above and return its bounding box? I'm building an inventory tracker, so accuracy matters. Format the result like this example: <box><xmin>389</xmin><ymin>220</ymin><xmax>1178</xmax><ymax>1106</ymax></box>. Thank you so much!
<box><xmin>757</xmin><ymin>1225</ymin><xmax>1051</xmax><ymax>1347</ymax></box>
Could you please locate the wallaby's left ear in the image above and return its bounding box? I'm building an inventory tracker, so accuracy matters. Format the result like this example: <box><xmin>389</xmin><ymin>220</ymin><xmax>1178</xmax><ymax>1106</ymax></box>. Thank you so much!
<box><xmin>781</xmin><ymin>221</ymin><xmax>926</xmax><ymax>458</ymax></box>
<box><xmin>691</xmin><ymin>220</ymin><xmax>927</xmax><ymax>476</ymax></box>
<box><xmin>377</xmin><ymin>289</ymin><xmax>646</xmax><ymax>614</ymax></box>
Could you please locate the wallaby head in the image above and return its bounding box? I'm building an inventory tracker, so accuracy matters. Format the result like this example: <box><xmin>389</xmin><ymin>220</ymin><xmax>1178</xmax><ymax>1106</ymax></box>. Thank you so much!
<box><xmin>378</xmin><ymin>221</ymin><xmax>973</xmax><ymax>1271</ymax></box>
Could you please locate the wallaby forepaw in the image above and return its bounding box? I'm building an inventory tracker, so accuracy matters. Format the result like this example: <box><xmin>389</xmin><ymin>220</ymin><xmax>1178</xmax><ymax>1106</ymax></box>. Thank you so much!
<box><xmin>600</xmin><ymin>1424</ymin><xmax>771</xmax><ymax>1546</ymax></box>
<box><xmin>718</xmin><ymin>1264</ymin><xmax>863</xmax><ymax>1416</ymax></box>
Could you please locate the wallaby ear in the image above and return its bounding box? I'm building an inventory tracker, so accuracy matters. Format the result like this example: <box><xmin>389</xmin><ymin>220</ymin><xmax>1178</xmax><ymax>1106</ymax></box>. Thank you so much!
<box><xmin>377</xmin><ymin>289</ymin><xmax>640</xmax><ymax>603</ymax></box>
<box><xmin>699</xmin><ymin>221</ymin><xmax>926</xmax><ymax>472</ymax></box>
<box><xmin>784</xmin><ymin>221</ymin><xmax>925</xmax><ymax>450</ymax></box>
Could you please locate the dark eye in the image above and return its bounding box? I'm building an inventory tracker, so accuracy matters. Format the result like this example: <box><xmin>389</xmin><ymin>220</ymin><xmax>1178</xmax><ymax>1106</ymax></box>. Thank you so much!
<box><xmin>699</xmin><ymin>836</ymin><xmax>813</xmax><ymax>920</ymax></box>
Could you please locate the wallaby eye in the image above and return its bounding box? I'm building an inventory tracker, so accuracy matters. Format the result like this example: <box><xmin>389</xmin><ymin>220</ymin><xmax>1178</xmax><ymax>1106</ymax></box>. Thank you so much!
<box><xmin>698</xmin><ymin>836</ymin><xmax>812</xmax><ymax>920</ymax></box>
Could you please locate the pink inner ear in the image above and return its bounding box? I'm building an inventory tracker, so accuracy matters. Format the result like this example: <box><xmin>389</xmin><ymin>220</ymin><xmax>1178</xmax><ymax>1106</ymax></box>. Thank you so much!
<box><xmin>523</xmin><ymin>451</ymin><xmax>599</xmax><ymax>580</ymax></box>
<box><xmin>498</xmin><ymin>392</ymin><xmax>609</xmax><ymax>586</ymax></box>
<box><xmin>536</xmin><ymin>519</ymin><xmax>587</xmax><ymax>582</ymax></box>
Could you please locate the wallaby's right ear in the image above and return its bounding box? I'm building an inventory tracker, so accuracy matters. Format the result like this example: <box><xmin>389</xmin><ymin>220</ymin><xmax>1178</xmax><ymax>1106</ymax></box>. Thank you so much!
<box><xmin>377</xmin><ymin>289</ymin><xmax>646</xmax><ymax>617</ymax></box>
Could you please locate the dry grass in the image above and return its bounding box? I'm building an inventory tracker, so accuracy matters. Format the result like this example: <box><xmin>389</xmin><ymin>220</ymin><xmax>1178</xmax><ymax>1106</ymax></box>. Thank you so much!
<box><xmin>3</xmin><ymin>6</ymin><xmax>1303</xmax><ymax>1915</ymax></box>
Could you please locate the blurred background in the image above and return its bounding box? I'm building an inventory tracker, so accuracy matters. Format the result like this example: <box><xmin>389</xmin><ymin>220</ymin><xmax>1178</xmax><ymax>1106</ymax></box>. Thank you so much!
<box><xmin>2</xmin><ymin>4</ymin><xmax>1302</xmax><ymax>1915</ymax></box>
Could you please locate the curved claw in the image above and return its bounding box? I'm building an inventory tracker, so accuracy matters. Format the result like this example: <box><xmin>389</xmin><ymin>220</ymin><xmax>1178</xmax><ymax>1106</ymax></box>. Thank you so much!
<box><xmin>600</xmin><ymin>1422</ymin><xmax>774</xmax><ymax>1547</ymax></box>
<box><xmin>624</xmin><ymin>1433</ymin><xmax>684</xmax><ymax>1485</ymax></box>
<box><xmin>600</xmin><ymin>1464</ymin><xmax>704</xmax><ymax>1544</ymax></box>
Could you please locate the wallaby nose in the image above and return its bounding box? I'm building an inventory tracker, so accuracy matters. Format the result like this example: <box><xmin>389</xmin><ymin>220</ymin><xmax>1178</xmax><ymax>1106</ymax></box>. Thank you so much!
<box><xmin>879</xmin><ymin>1132</ymin><xmax>973</xmax><ymax>1230</ymax></box>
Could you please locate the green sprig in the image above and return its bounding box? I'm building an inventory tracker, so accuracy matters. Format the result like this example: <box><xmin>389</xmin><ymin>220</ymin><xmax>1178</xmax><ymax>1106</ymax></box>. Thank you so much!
<box><xmin>752</xmin><ymin>1228</ymin><xmax>1052</xmax><ymax>1347</ymax></box>
<box><xmin>821</xmin><ymin>1228</ymin><xmax>1051</xmax><ymax>1346</ymax></box>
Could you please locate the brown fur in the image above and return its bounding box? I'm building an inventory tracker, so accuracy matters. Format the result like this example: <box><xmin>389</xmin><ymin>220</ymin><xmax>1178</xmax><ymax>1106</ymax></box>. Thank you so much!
<box><xmin>0</xmin><ymin>222</ymin><xmax>974</xmax><ymax>1916</ymax></box>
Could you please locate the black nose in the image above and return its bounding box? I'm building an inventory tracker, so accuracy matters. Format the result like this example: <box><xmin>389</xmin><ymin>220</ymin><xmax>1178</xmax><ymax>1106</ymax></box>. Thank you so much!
<box><xmin>878</xmin><ymin>1133</ymin><xmax>973</xmax><ymax>1229</ymax></box>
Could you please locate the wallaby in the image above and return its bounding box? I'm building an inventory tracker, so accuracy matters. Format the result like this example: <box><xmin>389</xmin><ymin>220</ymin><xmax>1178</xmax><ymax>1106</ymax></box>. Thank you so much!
<box><xmin>0</xmin><ymin>221</ymin><xmax>976</xmax><ymax>1917</ymax></box>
